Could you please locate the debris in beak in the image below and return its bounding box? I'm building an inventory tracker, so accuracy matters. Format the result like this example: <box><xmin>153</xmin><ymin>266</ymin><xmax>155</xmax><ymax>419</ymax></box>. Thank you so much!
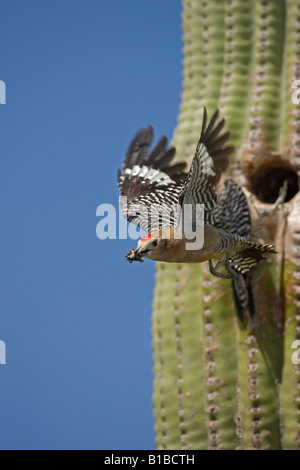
<box><xmin>125</xmin><ymin>248</ymin><xmax>144</xmax><ymax>263</ymax></box>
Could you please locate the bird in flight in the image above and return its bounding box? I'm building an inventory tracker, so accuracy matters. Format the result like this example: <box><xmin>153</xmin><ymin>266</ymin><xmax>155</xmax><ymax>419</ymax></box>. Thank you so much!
<box><xmin>117</xmin><ymin>108</ymin><xmax>276</xmax><ymax>286</ymax></box>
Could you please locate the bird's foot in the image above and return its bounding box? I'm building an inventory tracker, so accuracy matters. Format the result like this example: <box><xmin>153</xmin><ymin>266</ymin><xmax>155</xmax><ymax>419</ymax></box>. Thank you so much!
<box><xmin>209</xmin><ymin>254</ymin><xmax>239</xmax><ymax>279</ymax></box>
<box><xmin>225</xmin><ymin>253</ymin><xmax>238</xmax><ymax>278</ymax></box>
<box><xmin>209</xmin><ymin>259</ymin><xmax>232</xmax><ymax>279</ymax></box>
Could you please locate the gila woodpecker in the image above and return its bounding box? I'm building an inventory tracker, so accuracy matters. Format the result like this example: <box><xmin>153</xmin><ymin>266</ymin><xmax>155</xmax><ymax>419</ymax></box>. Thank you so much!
<box><xmin>118</xmin><ymin>108</ymin><xmax>276</xmax><ymax>317</ymax></box>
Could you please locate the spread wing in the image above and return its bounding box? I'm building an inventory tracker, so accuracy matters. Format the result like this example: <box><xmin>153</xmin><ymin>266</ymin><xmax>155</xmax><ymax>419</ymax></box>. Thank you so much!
<box><xmin>118</xmin><ymin>126</ymin><xmax>187</xmax><ymax>233</ymax></box>
<box><xmin>179</xmin><ymin>108</ymin><xmax>234</xmax><ymax>211</ymax></box>
<box><xmin>118</xmin><ymin>109</ymin><xmax>233</xmax><ymax>233</ymax></box>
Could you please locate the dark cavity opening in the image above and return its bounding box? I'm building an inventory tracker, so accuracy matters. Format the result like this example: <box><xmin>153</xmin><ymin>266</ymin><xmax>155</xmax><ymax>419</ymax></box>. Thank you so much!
<box><xmin>249</xmin><ymin>164</ymin><xmax>298</xmax><ymax>204</ymax></box>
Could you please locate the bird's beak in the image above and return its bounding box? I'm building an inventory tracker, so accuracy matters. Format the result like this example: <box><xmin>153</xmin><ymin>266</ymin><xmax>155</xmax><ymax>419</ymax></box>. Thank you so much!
<box><xmin>139</xmin><ymin>248</ymin><xmax>150</xmax><ymax>255</ymax></box>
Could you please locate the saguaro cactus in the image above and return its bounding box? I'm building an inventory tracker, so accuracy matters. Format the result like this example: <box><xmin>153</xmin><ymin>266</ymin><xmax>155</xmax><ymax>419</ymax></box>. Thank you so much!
<box><xmin>152</xmin><ymin>0</ymin><xmax>300</xmax><ymax>450</ymax></box>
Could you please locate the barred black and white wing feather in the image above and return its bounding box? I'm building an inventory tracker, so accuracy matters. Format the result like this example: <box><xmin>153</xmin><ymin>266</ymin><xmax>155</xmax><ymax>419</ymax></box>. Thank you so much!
<box><xmin>118</xmin><ymin>109</ymin><xmax>234</xmax><ymax>233</ymax></box>
<box><xmin>179</xmin><ymin>108</ymin><xmax>234</xmax><ymax>211</ymax></box>
<box><xmin>118</xmin><ymin>126</ymin><xmax>187</xmax><ymax>233</ymax></box>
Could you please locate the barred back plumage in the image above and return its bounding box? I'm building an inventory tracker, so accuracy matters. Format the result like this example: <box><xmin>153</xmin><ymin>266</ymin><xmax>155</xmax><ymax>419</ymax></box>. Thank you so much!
<box><xmin>208</xmin><ymin>180</ymin><xmax>275</xmax><ymax>319</ymax></box>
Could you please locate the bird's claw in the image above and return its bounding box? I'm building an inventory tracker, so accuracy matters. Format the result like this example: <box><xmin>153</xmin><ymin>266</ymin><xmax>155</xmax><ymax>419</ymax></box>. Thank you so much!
<box><xmin>225</xmin><ymin>254</ymin><xmax>239</xmax><ymax>279</ymax></box>
<box><xmin>209</xmin><ymin>259</ymin><xmax>232</xmax><ymax>279</ymax></box>
<box><xmin>209</xmin><ymin>254</ymin><xmax>238</xmax><ymax>279</ymax></box>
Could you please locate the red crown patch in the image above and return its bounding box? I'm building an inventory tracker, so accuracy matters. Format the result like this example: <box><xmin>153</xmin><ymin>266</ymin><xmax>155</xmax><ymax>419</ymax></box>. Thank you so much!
<box><xmin>140</xmin><ymin>233</ymin><xmax>154</xmax><ymax>242</ymax></box>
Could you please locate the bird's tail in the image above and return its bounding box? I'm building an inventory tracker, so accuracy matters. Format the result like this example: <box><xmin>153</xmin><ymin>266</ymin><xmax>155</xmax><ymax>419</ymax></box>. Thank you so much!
<box><xmin>232</xmin><ymin>274</ymin><xmax>255</xmax><ymax>321</ymax></box>
<box><xmin>230</xmin><ymin>240</ymin><xmax>275</xmax><ymax>320</ymax></box>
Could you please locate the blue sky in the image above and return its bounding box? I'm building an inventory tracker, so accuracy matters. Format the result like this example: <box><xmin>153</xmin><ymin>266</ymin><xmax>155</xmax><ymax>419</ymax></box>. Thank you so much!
<box><xmin>0</xmin><ymin>1</ymin><xmax>182</xmax><ymax>449</ymax></box>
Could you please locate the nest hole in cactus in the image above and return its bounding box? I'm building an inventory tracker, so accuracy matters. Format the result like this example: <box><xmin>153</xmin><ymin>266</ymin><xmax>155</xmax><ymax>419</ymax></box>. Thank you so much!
<box><xmin>249</xmin><ymin>163</ymin><xmax>299</xmax><ymax>204</ymax></box>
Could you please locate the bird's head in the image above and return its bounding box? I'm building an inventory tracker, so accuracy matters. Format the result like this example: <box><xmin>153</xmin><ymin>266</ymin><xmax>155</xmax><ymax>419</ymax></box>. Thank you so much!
<box><xmin>125</xmin><ymin>231</ymin><xmax>172</xmax><ymax>263</ymax></box>
<box><xmin>136</xmin><ymin>233</ymin><xmax>160</xmax><ymax>259</ymax></box>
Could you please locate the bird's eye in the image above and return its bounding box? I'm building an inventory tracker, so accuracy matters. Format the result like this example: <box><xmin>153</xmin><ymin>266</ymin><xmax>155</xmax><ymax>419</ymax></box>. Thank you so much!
<box><xmin>151</xmin><ymin>240</ymin><xmax>158</xmax><ymax>247</ymax></box>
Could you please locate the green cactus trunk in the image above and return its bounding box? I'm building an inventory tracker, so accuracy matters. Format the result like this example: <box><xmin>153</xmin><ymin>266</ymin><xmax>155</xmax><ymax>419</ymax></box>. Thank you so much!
<box><xmin>152</xmin><ymin>0</ymin><xmax>300</xmax><ymax>450</ymax></box>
